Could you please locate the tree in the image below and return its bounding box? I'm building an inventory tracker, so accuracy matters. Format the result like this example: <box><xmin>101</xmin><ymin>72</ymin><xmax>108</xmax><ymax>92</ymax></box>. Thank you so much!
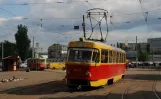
<box><xmin>26</xmin><ymin>48</ymin><xmax>32</xmax><ymax>58</ymax></box>
<box><xmin>15</xmin><ymin>24</ymin><xmax>31</xmax><ymax>61</ymax></box>
<box><xmin>0</xmin><ymin>41</ymin><xmax>18</xmax><ymax>58</ymax></box>
<box><xmin>143</xmin><ymin>51</ymin><xmax>149</xmax><ymax>61</ymax></box>
<box><xmin>138</xmin><ymin>48</ymin><xmax>149</xmax><ymax>62</ymax></box>
<box><xmin>120</xmin><ymin>43</ymin><xmax>123</xmax><ymax>49</ymax></box>
<box><xmin>147</xmin><ymin>44</ymin><xmax>150</xmax><ymax>53</ymax></box>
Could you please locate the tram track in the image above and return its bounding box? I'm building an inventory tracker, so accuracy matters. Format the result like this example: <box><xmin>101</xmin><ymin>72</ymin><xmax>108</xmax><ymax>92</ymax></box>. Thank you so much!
<box><xmin>71</xmin><ymin>79</ymin><xmax>128</xmax><ymax>99</ymax></box>
<box><xmin>3</xmin><ymin>69</ymin><xmax>161</xmax><ymax>99</ymax></box>
<box><xmin>121</xmin><ymin>70</ymin><xmax>161</xmax><ymax>99</ymax></box>
<box><xmin>152</xmin><ymin>70</ymin><xmax>161</xmax><ymax>99</ymax></box>
<box><xmin>152</xmin><ymin>81</ymin><xmax>161</xmax><ymax>99</ymax></box>
<box><xmin>121</xmin><ymin>80</ymin><xmax>140</xmax><ymax>99</ymax></box>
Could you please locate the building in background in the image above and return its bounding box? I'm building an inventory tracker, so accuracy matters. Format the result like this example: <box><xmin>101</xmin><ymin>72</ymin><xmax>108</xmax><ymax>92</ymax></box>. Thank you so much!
<box><xmin>119</xmin><ymin>42</ymin><xmax>148</xmax><ymax>52</ymax></box>
<box><xmin>147</xmin><ymin>37</ymin><xmax>161</xmax><ymax>53</ymax></box>
<box><xmin>119</xmin><ymin>42</ymin><xmax>148</xmax><ymax>62</ymax></box>
<box><xmin>126</xmin><ymin>51</ymin><xmax>137</xmax><ymax>62</ymax></box>
<box><xmin>148</xmin><ymin>55</ymin><xmax>161</xmax><ymax>62</ymax></box>
<box><xmin>48</xmin><ymin>44</ymin><xmax>67</xmax><ymax>61</ymax></box>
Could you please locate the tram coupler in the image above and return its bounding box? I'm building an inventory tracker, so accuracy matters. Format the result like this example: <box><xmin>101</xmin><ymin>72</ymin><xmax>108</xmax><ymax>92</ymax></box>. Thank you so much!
<box><xmin>77</xmin><ymin>85</ymin><xmax>82</xmax><ymax>90</ymax></box>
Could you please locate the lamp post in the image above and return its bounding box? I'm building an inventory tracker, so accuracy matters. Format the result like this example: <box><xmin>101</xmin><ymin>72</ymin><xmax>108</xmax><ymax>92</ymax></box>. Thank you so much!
<box><xmin>1</xmin><ymin>42</ymin><xmax>3</xmax><ymax>61</ymax></box>
<box><xmin>136</xmin><ymin>36</ymin><xmax>138</xmax><ymax>68</ymax></box>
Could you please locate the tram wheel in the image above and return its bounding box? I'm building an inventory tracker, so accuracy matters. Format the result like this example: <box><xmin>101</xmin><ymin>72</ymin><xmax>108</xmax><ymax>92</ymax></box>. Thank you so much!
<box><xmin>26</xmin><ymin>68</ymin><xmax>30</xmax><ymax>72</ymax></box>
<box><xmin>122</xmin><ymin>75</ymin><xmax>125</xmax><ymax>79</ymax></box>
<box><xmin>108</xmin><ymin>79</ymin><xmax>113</xmax><ymax>85</ymax></box>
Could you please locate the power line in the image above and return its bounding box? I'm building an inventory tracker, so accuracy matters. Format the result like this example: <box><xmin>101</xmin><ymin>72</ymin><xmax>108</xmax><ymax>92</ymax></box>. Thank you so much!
<box><xmin>1</xmin><ymin>1</ymin><xmax>161</xmax><ymax>19</ymax></box>
<box><xmin>0</xmin><ymin>0</ymin><xmax>154</xmax><ymax>5</ymax></box>
<box><xmin>85</xmin><ymin>0</ymin><xmax>94</xmax><ymax>8</ymax></box>
<box><xmin>112</xmin><ymin>7</ymin><xmax>161</xmax><ymax>17</ymax></box>
<box><xmin>22</xmin><ymin>17</ymin><xmax>82</xmax><ymax>20</ymax></box>
<box><xmin>0</xmin><ymin>2</ymin><xmax>65</xmax><ymax>5</ymax></box>
<box><xmin>138</xmin><ymin>0</ymin><xmax>151</xmax><ymax>42</ymax></box>
<box><xmin>0</xmin><ymin>7</ymin><xmax>17</xmax><ymax>16</ymax></box>
<box><xmin>0</xmin><ymin>0</ymin><xmax>88</xmax><ymax>5</ymax></box>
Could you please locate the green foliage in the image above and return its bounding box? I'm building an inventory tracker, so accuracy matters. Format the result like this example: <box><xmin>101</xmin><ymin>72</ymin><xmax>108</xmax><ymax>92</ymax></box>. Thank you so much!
<box><xmin>26</xmin><ymin>48</ymin><xmax>32</xmax><ymax>58</ymax></box>
<box><xmin>120</xmin><ymin>43</ymin><xmax>123</xmax><ymax>49</ymax></box>
<box><xmin>138</xmin><ymin>50</ymin><xmax>149</xmax><ymax>61</ymax></box>
<box><xmin>15</xmin><ymin>24</ymin><xmax>31</xmax><ymax>61</ymax></box>
<box><xmin>0</xmin><ymin>41</ymin><xmax>18</xmax><ymax>59</ymax></box>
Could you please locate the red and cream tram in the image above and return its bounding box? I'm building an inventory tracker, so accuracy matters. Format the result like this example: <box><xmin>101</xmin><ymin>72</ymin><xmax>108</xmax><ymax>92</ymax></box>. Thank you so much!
<box><xmin>65</xmin><ymin>38</ymin><xmax>126</xmax><ymax>88</ymax></box>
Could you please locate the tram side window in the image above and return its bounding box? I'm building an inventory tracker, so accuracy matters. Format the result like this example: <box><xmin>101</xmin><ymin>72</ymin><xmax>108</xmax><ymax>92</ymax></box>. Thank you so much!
<box><xmin>116</xmin><ymin>52</ymin><xmax>118</xmax><ymax>63</ymax></box>
<box><xmin>101</xmin><ymin>50</ymin><xmax>108</xmax><ymax>63</ymax></box>
<box><xmin>92</xmin><ymin>50</ymin><xmax>100</xmax><ymax>63</ymax></box>
<box><xmin>119</xmin><ymin>53</ymin><xmax>121</xmax><ymax>63</ymax></box>
<box><xmin>109</xmin><ymin>51</ymin><xmax>112</xmax><ymax>63</ymax></box>
<box><xmin>122</xmin><ymin>54</ymin><xmax>124</xmax><ymax>63</ymax></box>
<box><xmin>113</xmin><ymin>51</ymin><xmax>116</xmax><ymax>63</ymax></box>
<box><xmin>118</xmin><ymin>53</ymin><xmax>120</xmax><ymax>63</ymax></box>
<box><xmin>120</xmin><ymin>54</ymin><xmax>123</xmax><ymax>63</ymax></box>
<box><xmin>116</xmin><ymin>52</ymin><xmax>119</xmax><ymax>63</ymax></box>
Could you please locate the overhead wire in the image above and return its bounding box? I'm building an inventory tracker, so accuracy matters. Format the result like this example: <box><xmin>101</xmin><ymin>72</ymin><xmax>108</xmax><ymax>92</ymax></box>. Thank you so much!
<box><xmin>1</xmin><ymin>1</ymin><xmax>161</xmax><ymax>20</ymax></box>
<box><xmin>109</xmin><ymin>0</ymin><xmax>129</xmax><ymax>32</ymax></box>
<box><xmin>0</xmin><ymin>0</ymin><xmax>100</xmax><ymax>5</ymax></box>
<box><xmin>138</xmin><ymin>0</ymin><xmax>151</xmax><ymax>42</ymax></box>
<box><xmin>112</xmin><ymin>7</ymin><xmax>161</xmax><ymax>17</ymax></box>
<box><xmin>1</xmin><ymin>0</ymin><xmax>161</xmax><ymax>32</ymax></box>
<box><xmin>0</xmin><ymin>2</ymin><xmax>65</xmax><ymax>5</ymax></box>
<box><xmin>22</xmin><ymin>17</ymin><xmax>82</xmax><ymax>20</ymax></box>
<box><xmin>0</xmin><ymin>0</ymin><xmax>90</xmax><ymax>5</ymax></box>
<box><xmin>85</xmin><ymin>0</ymin><xmax>94</xmax><ymax>8</ymax></box>
<box><xmin>0</xmin><ymin>0</ymin><xmax>154</xmax><ymax>6</ymax></box>
<box><xmin>0</xmin><ymin>7</ymin><xmax>17</xmax><ymax>16</ymax></box>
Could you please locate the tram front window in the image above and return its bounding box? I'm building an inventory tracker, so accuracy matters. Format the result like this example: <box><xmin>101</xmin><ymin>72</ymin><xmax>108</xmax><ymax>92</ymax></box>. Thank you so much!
<box><xmin>68</xmin><ymin>48</ymin><xmax>92</xmax><ymax>62</ymax></box>
<box><xmin>39</xmin><ymin>59</ymin><xmax>45</xmax><ymax>63</ymax></box>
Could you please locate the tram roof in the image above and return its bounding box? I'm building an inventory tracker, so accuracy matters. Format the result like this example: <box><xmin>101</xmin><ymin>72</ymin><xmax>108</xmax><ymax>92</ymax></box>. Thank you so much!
<box><xmin>68</xmin><ymin>40</ymin><xmax>126</xmax><ymax>53</ymax></box>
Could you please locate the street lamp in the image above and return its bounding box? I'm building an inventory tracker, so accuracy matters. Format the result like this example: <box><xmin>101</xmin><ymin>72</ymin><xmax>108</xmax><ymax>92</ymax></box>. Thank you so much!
<box><xmin>1</xmin><ymin>42</ymin><xmax>3</xmax><ymax>60</ymax></box>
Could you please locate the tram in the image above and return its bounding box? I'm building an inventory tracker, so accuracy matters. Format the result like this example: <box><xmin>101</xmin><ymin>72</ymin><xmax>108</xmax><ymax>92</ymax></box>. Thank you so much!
<box><xmin>65</xmin><ymin>38</ymin><xmax>126</xmax><ymax>88</ymax></box>
<box><xmin>27</xmin><ymin>58</ymin><xmax>47</xmax><ymax>70</ymax></box>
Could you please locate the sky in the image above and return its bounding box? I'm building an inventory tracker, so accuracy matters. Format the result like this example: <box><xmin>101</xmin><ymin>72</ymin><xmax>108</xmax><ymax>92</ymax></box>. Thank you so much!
<box><xmin>0</xmin><ymin>0</ymin><xmax>161</xmax><ymax>52</ymax></box>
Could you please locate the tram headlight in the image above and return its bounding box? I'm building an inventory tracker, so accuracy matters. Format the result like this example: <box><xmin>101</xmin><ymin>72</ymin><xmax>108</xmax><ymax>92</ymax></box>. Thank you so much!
<box><xmin>85</xmin><ymin>71</ymin><xmax>91</xmax><ymax>76</ymax></box>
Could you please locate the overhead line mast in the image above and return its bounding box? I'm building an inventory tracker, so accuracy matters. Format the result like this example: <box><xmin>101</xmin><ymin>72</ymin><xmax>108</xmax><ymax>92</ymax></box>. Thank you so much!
<box><xmin>82</xmin><ymin>15</ymin><xmax>86</xmax><ymax>39</ymax></box>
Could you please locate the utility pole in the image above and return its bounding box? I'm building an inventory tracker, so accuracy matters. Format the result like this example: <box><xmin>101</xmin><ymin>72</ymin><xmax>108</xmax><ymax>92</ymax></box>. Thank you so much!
<box><xmin>152</xmin><ymin>48</ymin><xmax>154</xmax><ymax>66</ymax></box>
<box><xmin>136</xmin><ymin>36</ymin><xmax>138</xmax><ymax>68</ymax></box>
<box><xmin>2</xmin><ymin>42</ymin><xmax>3</xmax><ymax>60</ymax></box>
<box><xmin>32</xmin><ymin>37</ymin><xmax>35</xmax><ymax>58</ymax></box>
<box><xmin>82</xmin><ymin>15</ymin><xmax>86</xmax><ymax>39</ymax></box>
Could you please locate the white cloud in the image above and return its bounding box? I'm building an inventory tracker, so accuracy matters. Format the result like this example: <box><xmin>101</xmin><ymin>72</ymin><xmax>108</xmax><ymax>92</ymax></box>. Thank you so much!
<box><xmin>1</xmin><ymin>0</ymin><xmax>161</xmax><ymax>52</ymax></box>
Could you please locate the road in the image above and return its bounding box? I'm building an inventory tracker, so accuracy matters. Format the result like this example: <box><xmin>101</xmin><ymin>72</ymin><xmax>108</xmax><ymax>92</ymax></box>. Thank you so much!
<box><xmin>0</xmin><ymin>68</ymin><xmax>161</xmax><ymax>99</ymax></box>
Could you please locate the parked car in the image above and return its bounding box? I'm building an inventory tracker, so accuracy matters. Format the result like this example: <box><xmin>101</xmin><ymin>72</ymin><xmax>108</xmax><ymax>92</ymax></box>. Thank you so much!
<box><xmin>127</xmin><ymin>62</ymin><xmax>135</xmax><ymax>68</ymax></box>
<box><xmin>20</xmin><ymin>62</ymin><xmax>27</xmax><ymax>68</ymax></box>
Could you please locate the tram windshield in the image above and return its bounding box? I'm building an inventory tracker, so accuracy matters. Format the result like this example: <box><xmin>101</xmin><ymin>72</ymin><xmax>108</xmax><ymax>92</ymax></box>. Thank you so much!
<box><xmin>39</xmin><ymin>59</ymin><xmax>45</xmax><ymax>63</ymax></box>
<box><xmin>68</xmin><ymin>48</ymin><xmax>93</xmax><ymax>62</ymax></box>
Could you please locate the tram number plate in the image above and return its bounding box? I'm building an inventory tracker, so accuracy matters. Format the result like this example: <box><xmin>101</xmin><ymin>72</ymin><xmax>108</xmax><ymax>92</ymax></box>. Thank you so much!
<box><xmin>78</xmin><ymin>42</ymin><xmax>84</xmax><ymax>47</ymax></box>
